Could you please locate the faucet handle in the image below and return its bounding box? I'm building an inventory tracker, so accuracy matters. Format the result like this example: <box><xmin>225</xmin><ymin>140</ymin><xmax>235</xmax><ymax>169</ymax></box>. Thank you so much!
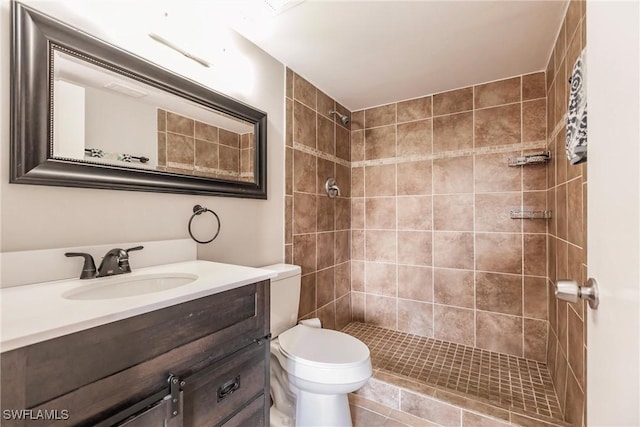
<box><xmin>125</xmin><ymin>246</ymin><xmax>144</xmax><ymax>254</ymax></box>
<box><xmin>65</xmin><ymin>252</ymin><xmax>97</xmax><ymax>279</ymax></box>
<box><xmin>119</xmin><ymin>246</ymin><xmax>144</xmax><ymax>271</ymax></box>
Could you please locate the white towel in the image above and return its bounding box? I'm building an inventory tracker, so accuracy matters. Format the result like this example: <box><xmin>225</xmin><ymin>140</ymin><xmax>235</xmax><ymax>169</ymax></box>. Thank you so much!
<box><xmin>566</xmin><ymin>49</ymin><xmax>587</xmax><ymax>164</ymax></box>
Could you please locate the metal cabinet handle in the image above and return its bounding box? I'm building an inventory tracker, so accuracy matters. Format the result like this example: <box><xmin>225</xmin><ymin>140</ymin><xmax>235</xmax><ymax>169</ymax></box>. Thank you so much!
<box><xmin>555</xmin><ymin>277</ymin><xmax>600</xmax><ymax>309</ymax></box>
<box><xmin>217</xmin><ymin>375</ymin><xmax>240</xmax><ymax>402</ymax></box>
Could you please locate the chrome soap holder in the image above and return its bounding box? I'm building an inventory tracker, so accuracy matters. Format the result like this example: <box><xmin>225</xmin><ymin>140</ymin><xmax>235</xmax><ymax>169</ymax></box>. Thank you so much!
<box><xmin>510</xmin><ymin>209</ymin><xmax>552</xmax><ymax>220</ymax></box>
<box><xmin>507</xmin><ymin>151</ymin><xmax>551</xmax><ymax>167</ymax></box>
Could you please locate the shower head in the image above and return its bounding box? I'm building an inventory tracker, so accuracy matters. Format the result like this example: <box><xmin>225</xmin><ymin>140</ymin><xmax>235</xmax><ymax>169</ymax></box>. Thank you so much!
<box><xmin>329</xmin><ymin>110</ymin><xmax>350</xmax><ymax>126</ymax></box>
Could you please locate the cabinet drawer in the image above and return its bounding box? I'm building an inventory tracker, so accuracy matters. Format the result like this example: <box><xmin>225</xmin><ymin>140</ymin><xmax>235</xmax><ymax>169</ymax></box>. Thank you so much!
<box><xmin>182</xmin><ymin>342</ymin><xmax>267</xmax><ymax>427</ymax></box>
<box><xmin>221</xmin><ymin>394</ymin><xmax>265</xmax><ymax>427</ymax></box>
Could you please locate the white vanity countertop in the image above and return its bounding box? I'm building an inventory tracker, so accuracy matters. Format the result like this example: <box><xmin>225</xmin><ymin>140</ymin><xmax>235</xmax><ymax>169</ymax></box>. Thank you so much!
<box><xmin>0</xmin><ymin>261</ymin><xmax>277</xmax><ymax>353</ymax></box>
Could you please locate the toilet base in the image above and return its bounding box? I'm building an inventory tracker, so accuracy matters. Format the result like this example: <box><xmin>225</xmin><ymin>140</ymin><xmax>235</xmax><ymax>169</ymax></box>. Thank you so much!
<box><xmin>295</xmin><ymin>390</ymin><xmax>352</xmax><ymax>427</ymax></box>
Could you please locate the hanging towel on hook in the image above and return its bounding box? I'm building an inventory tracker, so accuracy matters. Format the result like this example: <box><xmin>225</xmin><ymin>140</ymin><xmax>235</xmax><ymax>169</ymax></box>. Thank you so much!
<box><xmin>566</xmin><ymin>48</ymin><xmax>587</xmax><ymax>164</ymax></box>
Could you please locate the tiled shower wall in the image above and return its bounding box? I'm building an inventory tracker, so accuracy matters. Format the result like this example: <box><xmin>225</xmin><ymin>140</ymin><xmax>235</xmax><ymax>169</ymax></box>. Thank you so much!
<box><xmin>284</xmin><ymin>69</ymin><xmax>353</xmax><ymax>330</ymax></box>
<box><xmin>349</xmin><ymin>73</ymin><xmax>549</xmax><ymax>362</ymax></box>
<box><xmin>545</xmin><ymin>0</ymin><xmax>587</xmax><ymax>425</ymax></box>
<box><xmin>157</xmin><ymin>109</ymin><xmax>254</xmax><ymax>180</ymax></box>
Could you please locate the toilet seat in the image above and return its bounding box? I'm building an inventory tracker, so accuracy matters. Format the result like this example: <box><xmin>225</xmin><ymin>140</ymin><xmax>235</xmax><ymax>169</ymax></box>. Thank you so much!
<box><xmin>276</xmin><ymin>325</ymin><xmax>371</xmax><ymax>385</ymax></box>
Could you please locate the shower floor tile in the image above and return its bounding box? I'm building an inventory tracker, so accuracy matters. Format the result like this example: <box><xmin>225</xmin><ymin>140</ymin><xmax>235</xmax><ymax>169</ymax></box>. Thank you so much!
<box><xmin>342</xmin><ymin>322</ymin><xmax>564</xmax><ymax>423</ymax></box>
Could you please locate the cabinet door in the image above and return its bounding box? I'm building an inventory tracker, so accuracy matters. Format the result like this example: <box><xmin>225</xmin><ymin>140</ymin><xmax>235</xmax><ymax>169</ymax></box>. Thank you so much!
<box><xmin>182</xmin><ymin>341</ymin><xmax>267</xmax><ymax>427</ymax></box>
<box><xmin>116</xmin><ymin>395</ymin><xmax>182</xmax><ymax>427</ymax></box>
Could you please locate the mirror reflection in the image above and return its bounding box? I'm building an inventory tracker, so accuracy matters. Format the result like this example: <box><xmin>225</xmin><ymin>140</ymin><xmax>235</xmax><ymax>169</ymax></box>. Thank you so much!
<box><xmin>52</xmin><ymin>48</ymin><xmax>256</xmax><ymax>183</ymax></box>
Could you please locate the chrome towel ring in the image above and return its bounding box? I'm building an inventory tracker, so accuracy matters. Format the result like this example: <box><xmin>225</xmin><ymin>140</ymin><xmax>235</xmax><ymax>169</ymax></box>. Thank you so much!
<box><xmin>188</xmin><ymin>205</ymin><xmax>221</xmax><ymax>244</ymax></box>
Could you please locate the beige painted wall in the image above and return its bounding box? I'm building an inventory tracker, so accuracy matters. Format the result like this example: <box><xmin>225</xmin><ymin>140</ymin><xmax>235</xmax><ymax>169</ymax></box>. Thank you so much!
<box><xmin>0</xmin><ymin>1</ymin><xmax>285</xmax><ymax>268</ymax></box>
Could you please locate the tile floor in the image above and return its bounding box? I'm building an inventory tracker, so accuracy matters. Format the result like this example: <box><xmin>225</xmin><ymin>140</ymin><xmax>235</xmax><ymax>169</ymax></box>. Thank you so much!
<box><xmin>343</xmin><ymin>322</ymin><xmax>563</xmax><ymax>421</ymax></box>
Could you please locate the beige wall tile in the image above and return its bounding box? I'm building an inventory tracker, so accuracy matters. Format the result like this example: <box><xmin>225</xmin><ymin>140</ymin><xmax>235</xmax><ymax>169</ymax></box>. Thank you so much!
<box><xmin>366</xmin><ymin>262</ymin><xmax>397</xmax><ymax>296</ymax></box>
<box><xmin>365</xmin><ymin>294</ymin><xmax>397</xmax><ymax>329</ymax></box>
<box><xmin>476</xmin><ymin>233</ymin><xmax>522</xmax><ymax>274</ymax></box>
<box><xmin>524</xmin><ymin>277</ymin><xmax>548</xmax><ymax>320</ymax></box>
<box><xmin>401</xmin><ymin>391</ymin><xmax>462</xmax><ymax>426</ymax></box>
<box><xmin>398</xmin><ymin>300</ymin><xmax>434</xmax><ymax>337</ymax></box>
<box><xmin>397</xmin><ymin>196</ymin><xmax>432</xmax><ymax>230</ymax></box>
<box><xmin>317</xmin><ymin>114</ymin><xmax>335</xmax><ymax>155</ymax></box>
<box><xmin>434</xmin><ymin>305</ymin><xmax>474</xmax><ymax>346</ymax></box>
<box><xmin>194</xmin><ymin>139</ymin><xmax>218</xmax><ymax>169</ymax></box>
<box><xmin>523</xmin><ymin>99</ymin><xmax>547</xmax><ymax>142</ymax></box>
<box><xmin>433</xmin><ymin>87</ymin><xmax>473</xmax><ymax>116</ymax></box>
<box><xmin>476</xmin><ymin>272</ymin><xmax>523</xmax><ymax>316</ymax></box>
<box><xmin>474</xmin><ymin>152</ymin><xmax>522</xmax><ymax>192</ymax></box>
<box><xmin>433</xmin><ymin>232</ymin><xmax>474</xmax><ymax>270</ymax></box>
<box><xmin>293</xmin><ymin>72</ymin><xmax>316</xmax><ymax>109</ymax></box>
<box><xmin>397</xmin><ymin>231</ymin><xmax>432</xmax><ymax>266</ymax></box>
<box><xmin>336</xmin><ymin>125</ymin><xmax>351</xmax><ymax>161</ymax></box>
<box><xmin>524</xmin><ymin>234</ymin><xmax>547</xmax><ymax>277</ymax></box>
<box><xmin>166</xmin><ymin>133</ymin><xmax>194</xmax><ymax>165</ymax></box>
<box><xmin>433</xmin><ymin>156</ymin><xmax>473</xmax><ymax>194</ymax></box>
<box><xmin>475</xmin><ymin>192</ymin><xmax>522</xmax><ymax>233</ymax></box>
<box><xmin>524</xmin><ymin>318</ymin><xmax>548</xmax><ymax>362</ymax></box>
<box><xmin>474</xmin><ymin>104</ymin><xmax>521</xmax><ymax>148</ymax></box>
<box><xmin>434</xmin><ymin>268</ymin><xmax>474</xmax><ymax>309</ymax></box>
<box><xmin>398</xmin><ymin>160</ymin><xmax>433</xmax><ymax>195</ymax></box>
<box><xmin>293</xmin><ymin>149</ymin><xmax>316</xmax><ymax>193</ymax></box>
<box><xmin>351</xmin><ymin>130</ymin><xmax>365</xmax><ymax>162</ymax></box>
<box><xmin>219</xmin><ymin>128</ymin><xmax>240</xmax><ymax>148</ymax></box>
<box><xmin>398</xmin><ymin>96</ymin><xmax>432</xmax><ymax>122</ymax></box>
<box><xmin>398</xmin><ymin>265</ymin><xmax>433</xmax><ymax>302</ymax></box>
<box><xmin>335</xmin><ymin>294</ymin><xmax>352</xmax><ymax>330</ymax></box>
<box><xmin>317</xmin><ymin>195</ymin><xmax>335</xmax><ymax>232</ymax></box>
<box><xmin>522</xmin><ymin>72</ymin><xmax>546</xmax><ymax>101</ymax></box>
<box><xmin>299</xmin><ymin>273</ymin><xmax>316</xmax><ymax>317</ymax></box>
<box><xmin>366</xmin><ymin>230</ymin><xmax>397</xmax><ymax>263</ymax></box>
<box><xmin>365</xmin><ymin>104</ymin><xmax>397</xmax><ymax>128</ymax></box>
<box><xmin>317</xmin><ymin>89</ymin><xmax>335</xmax><ymax>119</ymax></box>
<box><xmin>434</xmin><ymin>194</ymin><xmax>474</xmax><ymax>231</ymax></box>
<box><xmin>294</xmin><ymin>101</ymin><xmax>317</xmax><ymax>148</ymax></box>
<box><xmin>293</xmin><ymin>192</ymin><xmax>317</xmax><ymax>234</ymax></box>
<box><xmin>167</xmin><ymin>111</ymin><xmax>194</xmax><ymax>136</ymax></box>
<box><xmin>366</xmin><ymin>164</ymin><xmax>397</xmax><ymax>197</ymax></box>
<box><xmin>397</xmin><ymin>119</ymin><xmax>432</xmax><ymax>157</ymax></box>
<box><xmin>366</xmin><ymin>125</ymin><xmax>396</xmax><ymax>160</ymax></box>
<box><xmin>317</xmin><ymin>232</ymin><xmax>335</xmax><ymax>271</ymax></box>
<box><xmin>474</xmin><ymin>77</ymin><xmax>521</xmax><ymax>109</ymax></box>
<box><xmin>366</xmin><ymin>197</ymin><xmax>396</xmax><ymax>230</ymax></box>
<box><xmin>433</xmin><ymin>112</ymin><xmax>473</xmax><ymax>153</ymax></box>
<box><xmin>476</xmin><ymin>311</ymin><xmax>523</xmax><ymax>355</ymax></box>
<box><xmin>195</xmin><ymin>121</ymin><xmax>218</xmax><ymax>142</ymax></box>
<box><xmin>219</xmin><ymin>145</ymin><xmax>239</xmax><ymax>173</ymax></box>
<box><xmin>293</xmin><ymin>234</ymin><xmax>316</xmax><ymax>275</ymax></box>
<box><xmin>317</xmin><ymin>266</ymin><xmax>335</xmax><ymax>307</ymax></box>
<box><xmin>335</xmin><ymin>231</ymin><xmax>350</xmax><ymax>264</ymax></box>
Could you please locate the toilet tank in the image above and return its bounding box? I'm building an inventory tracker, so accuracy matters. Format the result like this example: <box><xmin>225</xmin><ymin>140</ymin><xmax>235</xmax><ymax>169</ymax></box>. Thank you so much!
<box><xmin>262</xmin><ymin>264</ymin><xmax>301</xmax><ymax>338</ymax></box>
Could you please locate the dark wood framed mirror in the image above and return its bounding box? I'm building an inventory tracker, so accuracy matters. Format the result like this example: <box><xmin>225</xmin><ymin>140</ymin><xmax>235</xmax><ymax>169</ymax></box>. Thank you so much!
<box><xmin>10</xmin><ymin>2</ymin><xmax>267</xmax><ymax>198</ymax></box>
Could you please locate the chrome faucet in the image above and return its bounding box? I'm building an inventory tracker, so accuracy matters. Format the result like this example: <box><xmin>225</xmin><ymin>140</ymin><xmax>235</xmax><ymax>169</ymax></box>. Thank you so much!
<box><xmin>66</xmin><ymin>246</ymin><xmax>143</xmax><ymax>279</ymax></box>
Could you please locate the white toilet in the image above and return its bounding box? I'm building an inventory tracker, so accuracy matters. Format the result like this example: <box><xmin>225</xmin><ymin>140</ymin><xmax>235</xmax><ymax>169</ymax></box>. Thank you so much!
<box><xmin>263</xmin><ymin>264</ymin><xmax>372</xmax><ymax>427</ymax></box>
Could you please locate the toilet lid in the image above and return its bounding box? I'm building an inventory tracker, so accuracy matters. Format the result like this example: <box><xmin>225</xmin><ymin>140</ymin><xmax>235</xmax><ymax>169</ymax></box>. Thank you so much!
<box><xmin>278</xmin><ymin>324</ymin><xmax>370</xmax><ymax>368</ymax></box>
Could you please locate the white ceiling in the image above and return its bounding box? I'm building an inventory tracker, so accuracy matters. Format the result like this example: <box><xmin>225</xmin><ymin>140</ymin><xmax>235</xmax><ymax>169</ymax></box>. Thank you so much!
<box><xmin>231</xmin><ymin>0</ymin><xmax>569</xmax><ymax>110</ymax></box>
<box><xmin>25</xmin><ymin>0</ymin><xmax>568</xmax><ymax>112</ymax></box>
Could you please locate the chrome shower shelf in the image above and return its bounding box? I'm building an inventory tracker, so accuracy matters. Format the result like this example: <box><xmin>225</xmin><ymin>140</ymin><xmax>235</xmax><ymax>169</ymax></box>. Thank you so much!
<box><xmin>510</xmin><ymin>209</ymin><xmax>552</xmax><ymax>220</ymax></box>
<box><xmin>508</xmin><ymin>151</ymin><xmax>551</xmax><ymax>167</ymax></box>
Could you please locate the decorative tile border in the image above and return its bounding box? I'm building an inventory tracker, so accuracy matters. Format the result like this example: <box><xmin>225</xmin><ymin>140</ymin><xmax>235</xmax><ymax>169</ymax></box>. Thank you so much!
<box><xmin>292</xmin><ymin>142</ymin><xmax>351</xmax><ymax>168</ymax></box>
<box><xmin>351</xmin><ymin>141</ymin><xmax>547</xmax><ymax>168</ymax></box>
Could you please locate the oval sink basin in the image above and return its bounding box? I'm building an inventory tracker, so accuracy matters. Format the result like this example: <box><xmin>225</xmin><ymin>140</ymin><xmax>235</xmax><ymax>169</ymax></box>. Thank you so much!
<box><xmin>63</xmin><ymin>273</ymin><xmax>198</xmax><ymax>300</ymax></box>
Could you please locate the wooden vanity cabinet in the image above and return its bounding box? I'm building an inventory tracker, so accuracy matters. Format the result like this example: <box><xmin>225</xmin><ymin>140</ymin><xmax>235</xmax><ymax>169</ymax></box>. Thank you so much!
<box><xmin>0</xmin><ymin>280</ymin><xmax>270</xmax><ymax>427</ymax></box>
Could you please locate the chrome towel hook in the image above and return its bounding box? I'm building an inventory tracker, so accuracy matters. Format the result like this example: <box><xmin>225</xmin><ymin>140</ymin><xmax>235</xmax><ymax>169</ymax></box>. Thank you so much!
<box><xmin>188</xmin><ymin>205</ymin><xmax>221</xmax><ymax>244</ymax></box>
